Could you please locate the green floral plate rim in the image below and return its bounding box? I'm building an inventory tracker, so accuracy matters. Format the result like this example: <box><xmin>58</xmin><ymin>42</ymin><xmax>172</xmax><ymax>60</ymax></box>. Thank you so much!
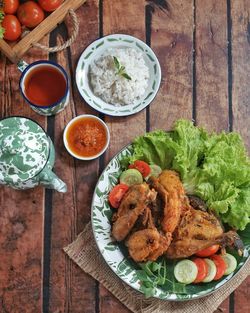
<box><xmin>91</xmin><ymin>144</ymin><xmax>250</xmax><ymax>301</ymax></box>
<box><xmin>76</xmin><ymin>34</ymin><xmax>161</xmax><ymax>117</ymax></box>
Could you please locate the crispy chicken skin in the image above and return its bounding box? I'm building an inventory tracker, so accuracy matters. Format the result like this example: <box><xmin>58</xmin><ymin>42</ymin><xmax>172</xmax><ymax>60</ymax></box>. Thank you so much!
<box><xmin>150</xmin><ymin>170</ymin><xmax>189</xmax><ymax>234</ymax></box>
<box><xmin>126</xmin><ymin>208</ymin><xmax>172</xmax><ymax>262</ymax></box>
<box><xmin>112</xmin><ymin>184</ymin><xmax>156</xmax><ymax>241</ymax></box>
<box><xmin>166</xmin><ymin>207</ymin><xmax>243</xmax><ymax>259</ymax></box>
<box><xmin>126</xmin><ymin>228</ymin><xmax>160</xmax><ymax>262</ymax></box>
<box><xmin>112</xmin><ymin>170</ymin><xmax>243</xmax><ymax>262</ymax></box>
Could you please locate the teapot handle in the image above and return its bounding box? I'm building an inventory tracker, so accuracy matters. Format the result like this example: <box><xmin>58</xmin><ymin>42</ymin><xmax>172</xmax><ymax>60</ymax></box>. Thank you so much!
<box><xmin>39</xmin><ymin>168</ymin><xmax>67</xmax><ymax>193</ymax></box>
<box><xmin>17</xmin><ymin>60</ymin><xmax>29</xmax><ymax>72</ymax></box>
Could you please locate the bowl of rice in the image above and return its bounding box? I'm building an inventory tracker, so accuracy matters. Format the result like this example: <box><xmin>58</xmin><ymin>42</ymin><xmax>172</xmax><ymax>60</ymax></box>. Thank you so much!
<box><xmin>76</xmin><ymin>34</ymin><xmax>161</xmax><ymax>117</ymax></box>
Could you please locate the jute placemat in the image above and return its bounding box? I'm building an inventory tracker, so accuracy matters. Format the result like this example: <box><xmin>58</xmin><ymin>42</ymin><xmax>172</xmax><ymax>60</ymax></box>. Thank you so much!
<box><xmin>64</xmin><ymin>223</ymin><xmax>250</xmax><ymax>313</ymax></box>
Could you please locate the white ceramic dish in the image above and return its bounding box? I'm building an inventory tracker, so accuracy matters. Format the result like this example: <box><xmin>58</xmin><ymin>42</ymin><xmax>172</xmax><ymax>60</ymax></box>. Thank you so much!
<box><xmin>76</xmin><ymin>34</ymin><xmax>161</xmax><ymax>116</ymax></box>
<box><xmin>63</xmin><ymin>114</ymin><xmax>110</xmax><ymax>160</ymax></box>
<box><xmin>91</xmin><ymin>144</ymin><xmax>250</xmax><ymax>300</ymax></box>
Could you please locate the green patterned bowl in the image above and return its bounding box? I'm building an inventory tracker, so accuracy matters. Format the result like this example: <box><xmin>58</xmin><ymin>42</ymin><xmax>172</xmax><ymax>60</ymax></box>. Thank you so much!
<box><xmin>76</xmin><ymin>34</ymin><xmax>161</xmax><ymax>116</ymax></box>
<box><xmin>91</xmin><ymin>144</ymin><xmax>250</xmax><ymax>301</ymax></box>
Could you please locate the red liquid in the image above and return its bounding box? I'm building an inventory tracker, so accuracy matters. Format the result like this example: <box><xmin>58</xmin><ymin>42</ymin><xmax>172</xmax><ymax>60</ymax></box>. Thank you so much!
<box><xmin>24</xmin><ymin>66</ymin><xmax>67</xmax><ymax>107</ymax></box>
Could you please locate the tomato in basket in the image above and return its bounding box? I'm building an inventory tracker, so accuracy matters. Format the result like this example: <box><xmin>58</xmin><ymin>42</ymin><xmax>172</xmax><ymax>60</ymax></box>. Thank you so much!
<box><xmin>38</xmin><ymin>0</ymin><xmax>63</xmax><ymax>12</ymax></box>
<box><xmin>17</xmin><ymin>1</ymin><xmax>45</xmax><ymax>28</ymax></box>
<box><xmin>3</xmin><ymin>0</ymin><xmax>19</xmax><ymax>14</ymax></box>
<box><xmin>2</xmin><ymin>14</ymin><xmax>21</xmax><ymax>41</ymax></box>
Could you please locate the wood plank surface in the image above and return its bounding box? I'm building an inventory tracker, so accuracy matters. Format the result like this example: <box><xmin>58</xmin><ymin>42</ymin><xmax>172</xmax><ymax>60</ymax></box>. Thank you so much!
<box><xmin>48</xmin><ymin>1</ymin><xmax>100</xmax><ymax>313</ymax></box>
<box><xmin>195</xmin><ymin>0</ymin><xmax>229</xmax><ymax>131</ymax></box>
<box><xmin>0</xmin><ymin>35</ymin><xmax>49</xmax><ymax>313</ymax></box>
<box><xmin>100</xmin><ymin>1</ymin><xmax>146</xmax><ymax>312</ymax></box>
<box><xmin>149</xmin><ymin>0</ymin><xmax>193</xmax><ymax>130</ymax></box>
<box><xmin>231</xmin><ymin>0</ymin><xmax>250</xmax><ymax>149</ymax></box>
<box><xmin>231</xmin><ymin>1</ymin><xmax>250</xmax><ymax>312</ymax></box>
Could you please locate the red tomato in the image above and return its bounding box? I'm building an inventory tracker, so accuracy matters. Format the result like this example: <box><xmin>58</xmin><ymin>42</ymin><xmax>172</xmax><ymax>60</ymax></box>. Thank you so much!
<box><xmin>195</xmin><ymin>245</ymin><xmax>220</xmax><ymax>257</ymax></box>
<box><xmin>210</xmin><ymin>254</ymin><xmax>226</xmax><ymax>280</ymax></box>
<box><xmin>38</xmin><ymin>0</ymin><xmax>63</xmax><ymax>12</ymax></box>
<box><xmin>17</xmin><ymin>1</ymin><xmax>44</xmax><ymax>28</ymax></box>
<box><xmin>192</xmin><ymin>258</ymin><xmax>208</xmax><ymax>283</ymax></box>
<box><xmin>108</xmin><ymin>184</ymin><xmax>129</xmax><ymax>209</ymax></box>
<box><xmin>129</xmin><ymin>160</ymin><xmax>151</xmax><ymax>178</ymax></box>
<box><xmin>3</xmin><ymin>0</ymin><xmax>19</xmax><ymax>14</ymax></box>
<box><xmin>2</xmin><ymin>14</ymin><xmax>21</xmax><ymax>41</ymax></box>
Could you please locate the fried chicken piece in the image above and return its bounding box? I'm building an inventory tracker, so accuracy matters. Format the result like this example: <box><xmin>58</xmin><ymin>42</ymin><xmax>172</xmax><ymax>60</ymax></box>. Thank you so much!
<box><xmin>149</xmin><ymin>170</ymin><xmax>188</xmax><ymax>234</ymax></box>
<box><xmin>126</xmin><ymin>228</ymin><xmax>160</xmax><ymax>262</ymax></box>
<box><xmin>112</xmin><ymin>184</ymin><xmax>156</xmax><ymax>241</ymax></box>
<box><xmin>126</xmin><ymin>207</ymin><xmax>172</xmax><ymax>262</ymax></box>
<box><xmin>147</xmin><ymin>232</ymin><xmax>172</xmax><ymax>261</ymax></box>
<box><xmin>166</xmin><ymin>207</ymin><xmax>244</xmax><ymax>259</ymax></box>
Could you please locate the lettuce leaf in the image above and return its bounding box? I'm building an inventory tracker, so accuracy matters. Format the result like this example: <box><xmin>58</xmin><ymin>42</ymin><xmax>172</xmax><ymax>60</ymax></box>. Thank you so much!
<box><xmin>128</xmin><ymin>119</ymin><xmax>250</xmax><ymax>230</ymax></box>
<box><xmin>129</xmin><ymin>130</ymin><xmax>178</xmax><ymax>169</ymax></box>
<box><xmin>0</xmin><ymin>11</ymin><xmax>4</xmax><ymax>39</ymax></box>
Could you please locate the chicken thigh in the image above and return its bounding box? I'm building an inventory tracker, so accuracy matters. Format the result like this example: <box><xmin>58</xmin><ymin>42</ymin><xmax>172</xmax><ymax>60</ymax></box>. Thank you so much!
<box><xmin>166</xmin><ymin>207</ymin><xmax>243</xmax><ymax>259</ymax></box>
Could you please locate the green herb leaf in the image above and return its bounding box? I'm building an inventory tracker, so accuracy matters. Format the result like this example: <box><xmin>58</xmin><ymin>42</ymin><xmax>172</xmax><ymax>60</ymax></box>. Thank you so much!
<box><xmin>121</xmin><ymin>73</ymin><xmax>132</xmax><ymax>80</ymax></box>
<box><xmin>113</xmin><ymin>56</ymin><xmax>132</xmax><ymax>81</ymax></box>
<box><xmin>113</xmin><ymin>56</ymin><xmax>120</xmax><ymax>70</ymax></box>
<box><xmin>137</xmin><ymin>258</ymin><xmax>187</xmax><ymax>297</ymax></box>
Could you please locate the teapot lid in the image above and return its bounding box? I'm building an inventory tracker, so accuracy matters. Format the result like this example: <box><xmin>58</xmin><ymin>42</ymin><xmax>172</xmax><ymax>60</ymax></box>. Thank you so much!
<box><xmin>0</xmin><ymin>117</ymin><xmax>50</xmax><ymax>184</ymax></box>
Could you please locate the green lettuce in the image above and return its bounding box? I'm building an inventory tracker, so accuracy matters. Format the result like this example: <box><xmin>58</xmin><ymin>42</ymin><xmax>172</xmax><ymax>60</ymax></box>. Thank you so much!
<box><xmin>128</xmin><ymin>119</ymin><xmax>250</xmax><ymax>230</ymax></box>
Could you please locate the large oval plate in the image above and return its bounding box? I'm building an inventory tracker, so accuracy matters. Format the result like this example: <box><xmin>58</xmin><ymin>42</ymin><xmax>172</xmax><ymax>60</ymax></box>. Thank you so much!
<box><xmin>76</xmin><ymin>34</ymin><xmax>161</xmax><ymax>117</ymax></box>
<box><xmin>91</xmin><ymin>145</ymin><xmax>250</xmax><ymax>301</ymax></box>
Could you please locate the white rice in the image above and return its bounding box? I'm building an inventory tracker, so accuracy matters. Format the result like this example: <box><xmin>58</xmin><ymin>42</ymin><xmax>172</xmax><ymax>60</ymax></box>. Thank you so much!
<box><xmin>89</xmin><ymin>48</ymin><xmax>149</xmax><ymax>106</ymax></box>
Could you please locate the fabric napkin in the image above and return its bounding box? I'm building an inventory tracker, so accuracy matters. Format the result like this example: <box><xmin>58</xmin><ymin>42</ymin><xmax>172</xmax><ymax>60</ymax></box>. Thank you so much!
<box><xmin>64</xmin><ymin>223</ymin><xmax>250</xmax><ymax>313</ymax></box>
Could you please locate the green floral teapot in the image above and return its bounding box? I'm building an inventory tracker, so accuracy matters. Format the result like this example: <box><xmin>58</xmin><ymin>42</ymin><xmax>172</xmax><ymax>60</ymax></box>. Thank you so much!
<box><xmin>0</xmin><ymin>116</ymin><xmax>67</xmax><ymax>192</ymax></box>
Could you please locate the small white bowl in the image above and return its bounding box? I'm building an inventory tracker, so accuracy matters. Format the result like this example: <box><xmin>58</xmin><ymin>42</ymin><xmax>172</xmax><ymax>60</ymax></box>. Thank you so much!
<box><xmin>63</xmin><ymin>114</ymin><xmax>110</xmax><ymax>160</ymax></box>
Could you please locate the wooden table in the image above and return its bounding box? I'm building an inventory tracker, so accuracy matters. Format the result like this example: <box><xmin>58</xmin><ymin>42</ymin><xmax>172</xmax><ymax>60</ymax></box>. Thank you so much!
<box><xmin>0</xmin><ymin>1</ymin><xmax>249</xmax><ymax>312</ymax></box>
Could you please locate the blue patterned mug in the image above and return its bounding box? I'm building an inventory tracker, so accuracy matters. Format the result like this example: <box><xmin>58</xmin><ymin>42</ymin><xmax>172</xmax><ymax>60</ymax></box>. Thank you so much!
<box><xmin>18</xmin><ymin>60</ymin><xmax>70</xmax><ymax>116</ymax></box>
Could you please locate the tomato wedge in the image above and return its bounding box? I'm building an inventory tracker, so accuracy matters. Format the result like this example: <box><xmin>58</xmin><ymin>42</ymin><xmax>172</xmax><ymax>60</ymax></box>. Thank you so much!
<box><xmin>129</xmin><ymin>160</ymin><xmax>151</xmax><ymax>178</ymax></box>
<box><xmin>210</xmin><ymin>254</ymin><xmax>226</xmax><ymax>280</ymax></box>
<box><xmin>192</xmin><ymin>258</ymin><xmax>208</xmax><ymax>283</ymax></box>
<box><xmin>195</xmin><ymin>245</ymin><xmax>220</xmax><ymax>257</ymax></box>
<box><xmin>108</xmin><ymin>184</ymin><xmax>129</xmax><ymax>209</ymax></box>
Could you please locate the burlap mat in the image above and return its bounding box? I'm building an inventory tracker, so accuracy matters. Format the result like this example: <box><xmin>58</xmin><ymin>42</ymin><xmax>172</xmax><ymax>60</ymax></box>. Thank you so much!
<box><xmin>64</xmin><ymin>223</ymin><xmax>250</xmax><ymax>313</ymax></box>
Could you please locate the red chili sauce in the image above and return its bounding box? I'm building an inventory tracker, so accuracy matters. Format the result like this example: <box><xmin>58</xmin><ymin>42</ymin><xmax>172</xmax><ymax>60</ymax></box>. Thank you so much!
<box><xmin>66</xmin><ymin>117</ymin><xmax>107</xmax><ymax>157</ymax></box>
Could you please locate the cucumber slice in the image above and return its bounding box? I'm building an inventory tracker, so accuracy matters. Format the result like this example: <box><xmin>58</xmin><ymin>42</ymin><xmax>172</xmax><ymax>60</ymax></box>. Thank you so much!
<box><xmin>202</xmin><ymin>258</ymin><xmax>217</xmax><ymax>282</ymax></box>
<box><xmin>120</xmin><ymin>169</ymin><xmax>143</xmax><ymax>186</ymax></box>
<box><xmin>149</xmin><ymin>164</ymin><xmax>162</xmax><ymax>178</ymax></box>
<box><xmin>222</xmin><ymin>253</ymin><xmax>237</xmax><ymax>275</ymax></box>
<box><xmin>174</xmin><ymin>260</ymin><xmax>198</xmax><ymax>284</ymax></box>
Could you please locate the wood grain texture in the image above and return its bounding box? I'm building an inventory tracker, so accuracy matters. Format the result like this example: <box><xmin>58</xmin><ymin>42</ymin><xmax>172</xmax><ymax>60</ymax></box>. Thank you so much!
<box><xmin>48</xmin><ymin>1</ymin><xmax>100</xmax><ymax>313</ymax></box>
<box><xmin>149</xmin><ymin>0</ymin><xmax>193</xmax><ymax>130</ymax></box>
<box><xmin>100</xmin><ymin>0</ymin><xmax>146</xmax><ymax>312</ymax></box>
<box><xmin>195</xmin><ymin>0</ymin><xmax>229</xmax><ymax>131</ymax></box>
<box><xmin>231</xmin><ymin>0</ymin><xmax>250</xmax><ymax>151</ymax></box>
<box><xmin>231</xmin><ymin>1</ymin><xmax>250</xmax><ymax>311</ymax></box>
<box><xmin>0</xmin><ymin>36</ymin><xmax>49</xmax><ymax>313</ymax></box>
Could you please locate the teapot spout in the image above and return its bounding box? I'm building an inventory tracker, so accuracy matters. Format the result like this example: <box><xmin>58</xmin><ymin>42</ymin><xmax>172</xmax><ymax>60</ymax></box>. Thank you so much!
<box><xmin>39</xmin><ymin>170</ymin><xmax>67</xmax><ymax>193</ymax></box>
